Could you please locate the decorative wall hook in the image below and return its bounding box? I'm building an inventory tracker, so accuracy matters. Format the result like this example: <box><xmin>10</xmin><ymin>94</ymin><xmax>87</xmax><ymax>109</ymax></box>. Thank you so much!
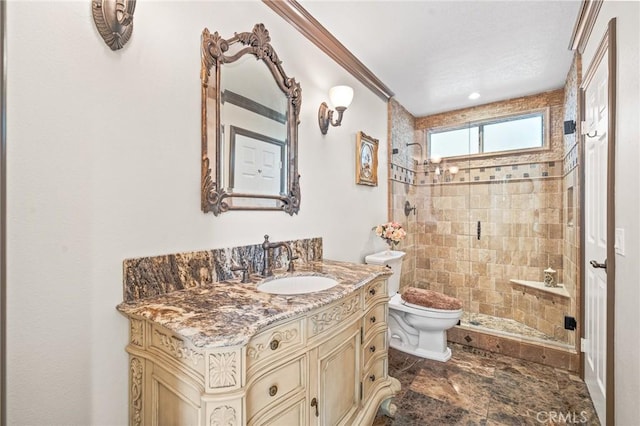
<box><xmin>92</xmin><ymin>0</ymin><xmax>136</xmax><ymax>51</ymax></box>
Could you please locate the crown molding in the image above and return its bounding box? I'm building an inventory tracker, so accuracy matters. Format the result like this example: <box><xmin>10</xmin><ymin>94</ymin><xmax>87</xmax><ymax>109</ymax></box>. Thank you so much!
<box><xmin>569</xmin><ymin>0</ymin><xmax>603</xmax><ymax>53</ymax></box>
<box><xmin>262</xmin><ymin>0</ymin><xmax>394</xmax><ymax>101</ymax></box>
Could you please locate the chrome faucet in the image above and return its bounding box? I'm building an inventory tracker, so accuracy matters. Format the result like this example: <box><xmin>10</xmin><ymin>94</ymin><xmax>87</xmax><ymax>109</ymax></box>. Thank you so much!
<box><xmin>261</xmin><ymin>234</ymin><xmax>298</xmax><ymax>277</ymax></box>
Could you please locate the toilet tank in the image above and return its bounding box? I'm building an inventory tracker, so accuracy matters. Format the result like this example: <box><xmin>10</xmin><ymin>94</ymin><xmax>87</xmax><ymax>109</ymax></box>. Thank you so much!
<box><xmin>364</xmin><ymin>250</ymin><xmax>406</xmax><ymax>296</ymax></box>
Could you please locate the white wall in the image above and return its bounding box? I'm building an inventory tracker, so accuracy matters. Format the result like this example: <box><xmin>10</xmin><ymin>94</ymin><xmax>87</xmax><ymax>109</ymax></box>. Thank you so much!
<box><xmin>581</xmin><ymin>1</ymin><xmax>640</xmax><ymax>424</ymax></box>
<box><xmin>6</xmin><ymin>1</ymin><xmax>389</xmax><ymax>424</ymax></box>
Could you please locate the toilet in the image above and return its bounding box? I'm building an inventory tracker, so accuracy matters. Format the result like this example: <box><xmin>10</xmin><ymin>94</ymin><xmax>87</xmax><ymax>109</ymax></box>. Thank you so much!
<box><xmin>365</xmin><ymin>250</ymin><xmax>463</xmax><ymax>362</ymax></box>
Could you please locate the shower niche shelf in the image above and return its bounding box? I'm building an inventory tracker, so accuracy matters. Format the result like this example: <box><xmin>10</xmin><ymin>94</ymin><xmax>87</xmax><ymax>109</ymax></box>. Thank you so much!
<box><xmin>509</xmin><ymin>279</ymin><xmax>570</xmax><ymax>299</ymax></box>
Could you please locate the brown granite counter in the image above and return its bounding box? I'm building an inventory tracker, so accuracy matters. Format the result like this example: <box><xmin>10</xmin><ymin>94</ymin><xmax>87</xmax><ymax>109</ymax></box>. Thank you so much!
<box><xmin>117</xmin><ymin>259</ymin><xmax>390</xmax><ymax>349</ymax></box>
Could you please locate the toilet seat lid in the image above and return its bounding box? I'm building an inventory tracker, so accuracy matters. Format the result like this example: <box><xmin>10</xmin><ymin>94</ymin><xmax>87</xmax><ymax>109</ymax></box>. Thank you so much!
<box><xmin>401</xmin><ymin>287</ymin><xmax>463</xmax><ymax>311</ymax></box>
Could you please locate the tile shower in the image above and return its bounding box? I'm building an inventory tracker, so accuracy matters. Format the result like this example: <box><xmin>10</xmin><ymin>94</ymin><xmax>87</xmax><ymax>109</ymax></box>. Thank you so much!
<box><xmin>389</xmin><ymin>55</ymin><xmax>581</xmax><ymax>369</ymax></box>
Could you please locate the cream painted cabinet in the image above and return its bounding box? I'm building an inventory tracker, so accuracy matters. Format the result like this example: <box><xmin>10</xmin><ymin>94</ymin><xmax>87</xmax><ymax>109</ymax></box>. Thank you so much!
<box><xmin>310</xmin><ymin>321</ymin><xmax>361</xmax><ymax>425</ymax></box>
<box><xmin>123</xmin><ymin>278</ymin><xmax>399</xmax><ymax>425</ymax></box>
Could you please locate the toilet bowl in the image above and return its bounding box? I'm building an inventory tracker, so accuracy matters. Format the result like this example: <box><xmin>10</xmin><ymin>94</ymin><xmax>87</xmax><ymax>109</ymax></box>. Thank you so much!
<box><xmin>365</xmin><ymin>250</ymin><xmax>463</xmax><ymax>362</ymax></box>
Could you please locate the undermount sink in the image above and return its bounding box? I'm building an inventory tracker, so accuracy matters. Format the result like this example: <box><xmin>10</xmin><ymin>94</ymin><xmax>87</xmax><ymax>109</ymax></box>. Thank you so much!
<box><xmin>257</xmin><ymin>275</ymin><xmax>339</xmax><ymax>295</ymax></box>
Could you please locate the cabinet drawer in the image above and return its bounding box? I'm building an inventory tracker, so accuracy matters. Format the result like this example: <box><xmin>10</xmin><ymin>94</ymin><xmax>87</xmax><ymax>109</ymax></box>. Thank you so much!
<box><xmin>362</xmin><ymin>357</ymin><xmax>387</xmax><ymax>401</ymax></box>
<box><xmin>247</xmin><ymin>318</ymin><xmax>304</xmax><ymax>372</ymax></box>
<box><xmin>364</xmin><ymin>279</ymin><xmax>387</xmax><ymax>307</ymax></box>
<box><xmin>363</xmin><ymin>330</ymin><xmax>387</xmax><ymax>370</ymax></box>
<box><xmin>363</xmin><ymin>302</ymin><xmax>387</xmax><ymax>338</ymax></box>
<box><xmin>246</xmin><ymin>355</ymin><xmax>306</xmax><ymax>421</ymax></box>
<box><xmin>248</xmin><ymin>396</ymin><xmax>306</xmax><ymax>426</ymax></box>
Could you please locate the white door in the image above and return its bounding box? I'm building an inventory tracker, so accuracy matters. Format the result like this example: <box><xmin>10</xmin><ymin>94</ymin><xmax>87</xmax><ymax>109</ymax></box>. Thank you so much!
<box><xmin>583</xmin><ymin>45</ymin><xmax>609</xmax><ymax>424</ymax></box>
<box><xmin>234</xmin><ymin>135</ymin><xmax>282</xmax><ymax>196</ymax></box>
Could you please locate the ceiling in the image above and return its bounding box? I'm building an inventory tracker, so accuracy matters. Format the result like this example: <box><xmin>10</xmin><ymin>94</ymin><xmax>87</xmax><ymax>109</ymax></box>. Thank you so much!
<box><xmin>300</xmin><ymin>0</ymin><xmax>582</xmax><ymax>117</ymax></box>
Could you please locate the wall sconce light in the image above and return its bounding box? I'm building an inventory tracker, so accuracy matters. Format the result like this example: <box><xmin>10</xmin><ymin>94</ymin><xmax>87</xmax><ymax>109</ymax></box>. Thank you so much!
<box><xmin>563</xmin><ymin>120</ymin><xmax>576</xmax><ymax>135</ymax></box>
<box><xmin>92</xmin><ymin>0</ymin><xmax>137</xmax><ymax>50</ymax></box>
<box><xmin>429</xmin><ymin>156</ymin><xmax>442</xmax><ymax>176</ymax></box>
<box><xmin>318</xmin><ymin>85</ymin><xmax>354</xmax><ymax>134</ymax></box>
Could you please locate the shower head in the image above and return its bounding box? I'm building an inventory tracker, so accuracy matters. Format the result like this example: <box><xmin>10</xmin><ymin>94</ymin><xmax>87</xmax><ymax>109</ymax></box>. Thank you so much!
<box><xmin>406</xmin><ymin>142</ymin><xmax>424</xmax><ymax>163</ymax></box>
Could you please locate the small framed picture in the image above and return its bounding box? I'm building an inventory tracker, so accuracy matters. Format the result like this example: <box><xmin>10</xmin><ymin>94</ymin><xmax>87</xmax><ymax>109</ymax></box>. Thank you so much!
<box><xmin>356</xmin><ymin>131</ymin><xmax>379</xmax><ymax>186</ymax></box>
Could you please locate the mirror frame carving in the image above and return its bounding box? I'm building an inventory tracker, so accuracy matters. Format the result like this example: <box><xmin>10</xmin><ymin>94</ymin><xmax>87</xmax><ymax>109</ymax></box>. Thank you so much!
<box><xmin>201</xmin><ymin>23</ymin><xmax>302</xmax><ymax>215</ymax></box>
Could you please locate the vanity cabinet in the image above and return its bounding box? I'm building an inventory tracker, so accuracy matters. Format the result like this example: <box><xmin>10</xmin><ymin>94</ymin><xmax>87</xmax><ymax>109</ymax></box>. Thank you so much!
<box><xmin>123</xmin><ymin>277</ymin><xmax>399</xmax><ymax>425</ymax></box>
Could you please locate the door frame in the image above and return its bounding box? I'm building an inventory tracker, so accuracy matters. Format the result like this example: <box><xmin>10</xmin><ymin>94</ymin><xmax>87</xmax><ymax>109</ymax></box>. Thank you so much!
<box><xmin>1</xmin><ymin>0</ymin><xmax>7</xmax><ymax>424</ymax></box>
<box><xmin>579</xmin><ymin>18</ymin><xmax>616</xmax><ymax>426</ymax></box>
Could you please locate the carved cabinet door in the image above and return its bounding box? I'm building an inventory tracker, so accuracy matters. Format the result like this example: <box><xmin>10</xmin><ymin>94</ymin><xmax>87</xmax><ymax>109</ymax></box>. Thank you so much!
<box><xmin>308</xmin><ymin>321</ymin><xmax>361</xmax><ymax>425</ymax></box>
<box><xmin>147</xmin><ymin>362</ymin><xmax>203</xmax><ymax>425</ymax></box>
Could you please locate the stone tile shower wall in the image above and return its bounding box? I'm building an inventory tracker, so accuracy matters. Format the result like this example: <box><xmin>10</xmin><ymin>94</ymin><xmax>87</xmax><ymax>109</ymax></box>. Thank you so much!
<box><xmin>389</xmin><ymin>99</ymin><xmax>419</xmax><ymax>289</ymax></box>
<box><xmin>389</xmin><ymin>90</ymin><xmax>577</xmax><ymax>346</ymax></box>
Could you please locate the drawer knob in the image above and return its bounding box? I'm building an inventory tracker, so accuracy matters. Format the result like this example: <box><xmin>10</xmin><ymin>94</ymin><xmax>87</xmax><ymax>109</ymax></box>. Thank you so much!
<box><xmin>370</xmin><ymin>316</ymin><xmax>376</xmax><ymax>323</ymax></box>
<box><xmin>369</xmin><ymin>288</ymin><xmax>376</xmax><ymax>296</ymax></box>
<box><xmin>369</xmin><ymin>374</ymin><xmax>376</xmax><ymax>382</ymax></box>
<box><xmin>270</xmin><ymin>339</ymin><xmax>280</xmax><ymax>350</ymax></box>
<box><xmin>369</xmin><ymin>345</ymin><xmax>376</xmax><ymax>353</ymax></box>
<box><xmin>268</xmin><ymin>385</ymin><xmax>278</xmax><ymax>397</ymax></box>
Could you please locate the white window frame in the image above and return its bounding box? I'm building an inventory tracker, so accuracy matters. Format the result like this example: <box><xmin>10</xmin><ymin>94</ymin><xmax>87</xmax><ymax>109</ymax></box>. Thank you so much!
<box><xmin>427</xmin><ymin>108</ymin><xmax>550</xmax><ymax>160</ymax></box>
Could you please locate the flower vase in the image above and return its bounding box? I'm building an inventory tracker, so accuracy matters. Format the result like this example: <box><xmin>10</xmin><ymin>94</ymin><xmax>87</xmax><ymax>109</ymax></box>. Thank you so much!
<box><xmin>385</xmin><ymin>242</ymin><xmax>393</xmax><ymax>255</ymax></box>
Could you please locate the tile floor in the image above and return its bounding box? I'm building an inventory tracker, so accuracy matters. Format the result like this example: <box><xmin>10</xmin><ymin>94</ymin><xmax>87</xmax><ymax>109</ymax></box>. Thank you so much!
<box><xmin>373</xmin><ymin>344</ymin><xmax>599</xmax><ymax>425</ymax></box>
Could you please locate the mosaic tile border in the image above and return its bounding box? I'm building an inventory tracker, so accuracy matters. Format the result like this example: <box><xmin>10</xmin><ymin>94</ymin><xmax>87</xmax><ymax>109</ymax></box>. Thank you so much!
<box><xmin>563</xmin><ymin>143</ymin><xmax>579</xmax><ymax>175</ymax></box>
<box><xmin>390</xmin><ymin>162</ymin><xmax>417</xmax><ymax>185</ymax></box>
<box><xmin>410</xmin><ymin>160</ymin><xmax>563</xmax><ymax>186</ymax></box>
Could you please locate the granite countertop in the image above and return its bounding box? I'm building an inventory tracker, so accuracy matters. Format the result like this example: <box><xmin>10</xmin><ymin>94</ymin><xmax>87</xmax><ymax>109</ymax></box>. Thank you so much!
<box><xmin>117</xmin><ymin>259</ymin><xmax>391</xmax><ymax>349</ymax></box>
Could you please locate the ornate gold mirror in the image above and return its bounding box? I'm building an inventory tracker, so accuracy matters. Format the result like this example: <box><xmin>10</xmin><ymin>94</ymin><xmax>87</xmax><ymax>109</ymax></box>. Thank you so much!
<box><xmin>201</xmin><ymin>24</ymin><xmax>301</xmax><ymax>215</ymax></box>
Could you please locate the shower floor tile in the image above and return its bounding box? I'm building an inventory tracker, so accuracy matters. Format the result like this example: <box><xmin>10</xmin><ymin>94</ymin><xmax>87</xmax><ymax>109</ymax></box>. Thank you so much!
<box><xmin>461</xmin><ymin>312</ymin><xmax>568</xmax><ymax>346</ymax></box>
<box><xmin>373</xmin><ymin>344</ymin><xmax>599</xmax><ymax>426</ymax></box>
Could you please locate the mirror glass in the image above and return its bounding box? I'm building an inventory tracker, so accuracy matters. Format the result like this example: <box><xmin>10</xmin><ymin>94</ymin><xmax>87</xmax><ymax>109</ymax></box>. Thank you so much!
<box><xmin>201</xmin><ymin>24</ymin><xmax>301</xmax><ymax>215</ymax></box>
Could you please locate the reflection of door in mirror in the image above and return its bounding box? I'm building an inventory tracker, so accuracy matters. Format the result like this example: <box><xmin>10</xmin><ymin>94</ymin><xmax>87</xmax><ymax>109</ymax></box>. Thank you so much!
<box><xmin>228</xmin><ymin>126</ymin><xmax>285</xmax><ymax>208</ymax></box>
<box><xmin>220</xmin><ymin>55</ymin><xmax>287</xmax><ymax>197</ymax></box>
<box><xmin>234</xmin><ymin>137</ymin><xmax>281</xmax><ymax>194</ymax></box>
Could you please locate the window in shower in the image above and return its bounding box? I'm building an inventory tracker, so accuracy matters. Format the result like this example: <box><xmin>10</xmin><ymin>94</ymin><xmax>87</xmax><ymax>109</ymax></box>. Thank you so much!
<box><xmin>429</xmin><ymin>126</ymin><xmax>480</xmax><ymax>158</ymax></box>
<box><xmin>428</xmin><ymin>111</ymin><xmax>546</xmax><ymax>159</ymax></box>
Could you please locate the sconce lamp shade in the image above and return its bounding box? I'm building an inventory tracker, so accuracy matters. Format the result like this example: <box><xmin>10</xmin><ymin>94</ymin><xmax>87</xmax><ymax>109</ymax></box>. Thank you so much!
<box><xmin>318</xmin><ymin>85</ymin><xmax>354</xmax><ymax>135</ymax></box>
<box><xmin>329</xmin><ymin>85</ymin><xmax>354</xmax><ymax>109</ymax></box>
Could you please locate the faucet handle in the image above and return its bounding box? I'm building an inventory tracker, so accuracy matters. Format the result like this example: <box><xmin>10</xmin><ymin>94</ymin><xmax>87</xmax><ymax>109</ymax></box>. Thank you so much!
<box><xmin>286</xmin><ymin>245</ymin><xmax>300</xmax><ymax>272</ymax></box>
<box><xmin>288</xmin><ymin>252</ymin><xmax>299</xmax><ymax>272</ymax></box>
<box><xmin>231</xmin><ymin>264</ymin><xmax>250</xmax><ymax>283</ymax></box>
